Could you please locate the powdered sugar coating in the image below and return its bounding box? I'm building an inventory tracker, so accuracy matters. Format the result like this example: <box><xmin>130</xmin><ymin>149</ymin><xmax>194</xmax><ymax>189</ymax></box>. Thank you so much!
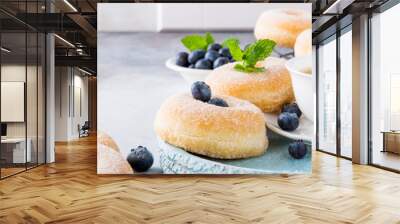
<box><xmin>154</xmin><ymin>93</ymin><xmax>268</xmax><ymax>159</ymax></box>
<box><xmin>254</xmin><ymin>9</ymin><xmax>311</xmax><ymax>48</ymax></box>
<box><xmin>205</xmin><ymin>57</ymin><xmax>294</xmax><ymax>112</ymax></box>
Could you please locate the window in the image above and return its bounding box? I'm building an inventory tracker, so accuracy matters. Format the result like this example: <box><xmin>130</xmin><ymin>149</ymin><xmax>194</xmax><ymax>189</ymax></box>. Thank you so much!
<box><xmin>0</xmin><ymin>2</ymin><xmax>46</xmax><ymax>179</ymax></box>
<box><xmin>370</xmin><ymin>3</ymin><xmax>400</xmax><ymax>171</ymax></box>
<box><xmin>317</xmin><ymin>36</ymin><xmax>337</xmax><ymax>155</ymax></box>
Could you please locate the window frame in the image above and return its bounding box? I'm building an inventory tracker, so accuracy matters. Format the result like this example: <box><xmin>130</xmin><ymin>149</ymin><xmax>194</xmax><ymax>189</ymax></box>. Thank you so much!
<box><xmin>315</xmin><ymin>24</ymin><xmax>352</xmax><ymax>161</ymax></box>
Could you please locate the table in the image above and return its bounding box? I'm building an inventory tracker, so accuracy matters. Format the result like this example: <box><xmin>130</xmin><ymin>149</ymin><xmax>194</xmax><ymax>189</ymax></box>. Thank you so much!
<box><xmin>381</xmin><ymin>131</ymin><xmax>400</xmax><ymax>154</ymax></box>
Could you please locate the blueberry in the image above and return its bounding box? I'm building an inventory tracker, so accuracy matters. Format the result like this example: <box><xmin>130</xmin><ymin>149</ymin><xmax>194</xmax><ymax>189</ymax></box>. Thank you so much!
<box><xmin>218</xmin><ymin>47</ymin><xmax>231</xmax><ymax>58</ymax></box>
<box><xmin>282</xmin><ymin>103</ymin><xmax>302</xmax><ymax>118</ymax></box>
<box><xmin>213</xmin><ymin>57</ymin><xmax>230</xmax><ymax>69</ymax></box>
<box><xmin>126</xmin><ymin>146</ymin><xmax>154</xmax><ymax>172</ymax></box>
<box><xmin>191</xmin><ymin>81</ymin><xmax>211</xmax><ymax>102</ymax></box>
<box><xmin>175</xmin><ymin>52</ymin><xmax>189</xmax><ymax>67</ymax></box>
<box><xmin>205</xmin><ymin>50</ymin><xmax>219</xmax><ymax>62</ymax></box>
<box><xmin>208</xmin><ymin>97</ymin><xmax>228</xmax><ymax>107</ymax></box>
<box><xmin>188</xmin><ymin>50</ymin><xmax>206</xmax><ymax>64</ymax></box>
<box><xmin>277</xmin><ymin>112</ymin><xmax>299</xmax><ymax>131</ymax></box>
<box><xmin>208</xmin><ymin>43</ymin><xmax>222</xmax><ymax>51</ymax></box>
<box><xmin>189</xmin><ymin>64</ymin><xmax>195</xmax><ymax>68</ymax></box>
<box><xmin>288</xmin><ymin>140</ymin><xmax>307</xmax><ymax>159</ymax></box>
<box><xmin>195</xmin><ymin>59</ymin><xmax>212</xmax><ymax>70</ymax></box>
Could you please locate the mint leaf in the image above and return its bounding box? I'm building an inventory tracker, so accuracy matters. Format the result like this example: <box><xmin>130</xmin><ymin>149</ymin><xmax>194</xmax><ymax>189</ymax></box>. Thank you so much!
<box><xmin>234</xmin><ymin>64</ymin><xmax>247</xmax><ymax>72</ymax></box>
<box><xmin>205</xmin><ymin>32</ymin><xmax>214</xmax><ymax>46</ymax></box>
<box><xmin>181</xmin><ymin>33</ymin><xmax>215</xmax><ymax>52</ymax></box>
<box><xmin>222</xmin><ymin>38</ymin><xmax>243</xmax><ymax>61</ymax></box>
<box><xmin>243</xmin><ymin>39</ymin><xmax>276</xmax><ymax>67</ymax></box>
<box><xmin>234</xmin><ymin>64</ymin><xmax>265</xmax><ymax>73</ymax></box>
<box><xmin>181</xmin><ymin>35</ymin><xmax>208</xmax><ymax>51</ymax></box>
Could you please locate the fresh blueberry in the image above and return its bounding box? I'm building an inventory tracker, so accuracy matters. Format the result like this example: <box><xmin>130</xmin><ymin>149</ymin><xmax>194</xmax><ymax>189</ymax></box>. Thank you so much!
<box><xmin>213</xmin><ymin>57</ymin><xmax>230</xmax><ymax>69</ymax></box>
<box><xmin>126</xmin><ymin>146</ymin><xmax>154</xmax><ymax>172</ymax></box>
<box><xmin>189</xmin><ymin>64</ymin><xmax>195</xmax><ymax>69</ymax></box>
<box><xmin>188</xmin><ymin>50</ymin><xmax>206</xmax><ymax>64</ymax></box>
<box><xmin>191</xmin><ymin>81</ymin><xmax>211</xmax><ymax>102</ymax></box>
<box><xmin>208</xmin><ymin>43</ymin><xmax>222</xmax><ymax>51</ymax></box>
<box><xmin>175</xmin><ymin>52</ymin><xmax>189</xmax><ymax>67</ymax></box>
<box><xmin>282</xmin><ymin>103</ymin><xmax>302</xmax><ymax>118</ymax></box>
<box><xmin>218</xmin><ymin>47</ymin><xmax>231</xmax><ymax>58</ymax></box>
<box><xmin>277</xmin><ymin>112</ymin><xmax>299</xmax><ymax>131</ymax></box>
<box><xmin>205</xmin><ymin>50</ymin><xmax>219</xmax><ymax>62</ymax></box>
<box><xmin>288</xmin><ymin>140</ymin><xmax>307</xmax><ymax>159</ymax></box>
<box><xmin>195</xmin><ymin>59</ymin><xmax>212</xmax><ymax>70</ymax></box>
<box><xmin>208</xmin><ymin>97</ymin><xmax>228</xmax><ymax>107</ymax></box>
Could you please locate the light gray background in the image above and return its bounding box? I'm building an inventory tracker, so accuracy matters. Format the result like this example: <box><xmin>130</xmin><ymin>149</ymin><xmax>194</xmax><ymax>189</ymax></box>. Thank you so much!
<box><xmin>97</xmin><ymin>3</ymin><xmax>311</xmax><ymax>32</ymax></box>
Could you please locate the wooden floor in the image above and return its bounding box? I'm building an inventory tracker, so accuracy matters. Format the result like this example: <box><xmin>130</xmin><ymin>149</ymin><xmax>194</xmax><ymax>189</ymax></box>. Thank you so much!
<box><xmin>0</xmin><ymin>135</ymin><xmax>400</xmax><ymax>224</ymax></box>
<box><xmin>373</xmin><ymin>150</ymin><xmax>400</xmax><ymax>171</ymax></box>
<box><xmin>1</xmin><ymin>167</ymin><xmax>26</xmax><ymax>178</ymax></box>
<box><xmin>1</xmin><ymin>163</ymin><xmax>43</xmax><ymax>178</ymax></box>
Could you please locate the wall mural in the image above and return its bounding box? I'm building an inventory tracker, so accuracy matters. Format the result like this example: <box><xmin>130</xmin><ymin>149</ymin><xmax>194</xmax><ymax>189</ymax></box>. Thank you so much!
<box><xmin>97</xmin><ymin>3</ymin><xmax>313</xmax><ymax>174</ymax></box>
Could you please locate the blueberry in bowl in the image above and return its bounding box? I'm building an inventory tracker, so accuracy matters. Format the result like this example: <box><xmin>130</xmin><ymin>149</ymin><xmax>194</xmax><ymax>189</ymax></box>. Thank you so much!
<box><xmin>175</xmin><ymin>52</ymin><xmax>189</xmax><ymax>67</ymax></box>
<box><xmin>208</xmin><ymin>43</ymin><xmax>222</xmax><ymax>51</ymax></box>
<box><xmin>282</xmin><ymin>103</ymin><xmax>302</xmax><ymax>118</ymax></box>
<box><xmin>195</xmin><ymin>59</ymin><xmax>212</xmax><ymax>70</ymax></box>
<box><xmin>219</xmin><ymin>47</ymin><xmax>232</xmax><ymax>58</ymax></box>
<box><xmin>126</xmin><ymin>146</ymin><xmax>154</xmax><ymax>172</ymax></box>
<box><xmin>288</xmin><ymin>140</ymin><xmax>307</xmax><ymax>159</ymax></box>
<box><xmin>166</xmin><ymin>32</ymin><xmax>237</xmax><ymax>83</ymax></box>
<box><xmin>205</xmin><ymin>50</ymin><xmax>219</xmax><ymax>62</ymax></box>
<box><xmin>188</xmin><ymin>50</ymin><xmax>206</xmax><ymax>64</ymax></box>
<box><xmin>277</xmin><ymin>112</ymin><xmax>299</xmax><ymax>131</ymax></box>
<box><xmin>213</xmin><ymin>57</ymin><xmax>230</xmax><ymax>69</ymax></box>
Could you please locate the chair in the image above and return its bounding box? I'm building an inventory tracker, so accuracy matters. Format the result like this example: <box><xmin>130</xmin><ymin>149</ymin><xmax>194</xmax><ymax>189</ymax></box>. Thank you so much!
<box><xmin>79</xmin><ymin>121</ymin><xmax>90</xmax><ymax>138</ymax></box>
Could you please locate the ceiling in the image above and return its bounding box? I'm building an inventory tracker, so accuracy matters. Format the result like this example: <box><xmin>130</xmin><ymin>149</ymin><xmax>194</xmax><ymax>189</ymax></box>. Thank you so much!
<box><xmin>0</xmin><ymin>0</ymin><xmax>394</xmax><ymax>75</ymax></box>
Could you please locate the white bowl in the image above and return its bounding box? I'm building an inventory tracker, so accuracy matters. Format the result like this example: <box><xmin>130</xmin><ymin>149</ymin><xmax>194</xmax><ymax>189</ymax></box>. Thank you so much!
<box><xmin>285</xmin><ymin>56</ymin><xmax>314</xmax><ymax>121</ymax></box>
<box><xmin>165</xmin><ymin>58</ymin><xmax>212</xmax><ymax>83</ymax></box>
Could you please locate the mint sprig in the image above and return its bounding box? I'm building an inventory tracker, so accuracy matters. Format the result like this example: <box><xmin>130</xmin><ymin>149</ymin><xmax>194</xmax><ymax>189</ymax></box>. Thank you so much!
<box><xmin>205</xmin><ymin>32</ymin><xmax>214</xmax><ymax>46</ymax></box>
<box><xmin>222</xmin><ymin>38</ymin><xmax>243</xmax><ymax>61</ymax></box>
<box><xmin>181</xmin><ymin>32</ymin><xmax>215</xmax><ymax>52</ymax></box>
<box><xmin>234</xmin><ymin>64</ymin><xmax>265</xmax><ymax>73</ymax></box>
<box><xmin>222</xmin><ymin>38</ymin><xmax>276</xmax><ymax>73</ymax></box>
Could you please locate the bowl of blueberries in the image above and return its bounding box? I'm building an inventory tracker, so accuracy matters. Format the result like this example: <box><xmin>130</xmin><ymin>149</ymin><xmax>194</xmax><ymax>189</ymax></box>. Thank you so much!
<box><xmin>166</xmin><ymin>33</ymin><xmax>234</xmax><ymax>83</ymax></box>
<box><xmin>285</xmin><ymin>56</ymin><xmax>313</xmax><ymax>121</ymax></box>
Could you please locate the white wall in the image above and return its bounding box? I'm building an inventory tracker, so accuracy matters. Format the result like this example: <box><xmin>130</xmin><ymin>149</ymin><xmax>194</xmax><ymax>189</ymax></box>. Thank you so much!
<box><xmin>98</xmin><ymin>3</ymin><xmax>311</xmax><ymax>32</ymax></box>
<box><xmin>72</xmin><ymin>74</ymin><xmax>89</xmax><ymax>138</ymax></box>
<box><xmin>55</xmin><ymin>67</ymin><xmax>89</xmax><ymax>141</ymax></box>
<box><xmin>55</xmin><ymin>66</ymin><xmax>69</xmax><ymax>141</ymax></box>
<box><xmin>1</xmin><ymin>65</ymin><xmax>38</xmax><ymax>138</ymax></box>
<box><xmin>98</xmin><ymin>4</ymin><xmax>158</xmax><ymax>32</ymax></box>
